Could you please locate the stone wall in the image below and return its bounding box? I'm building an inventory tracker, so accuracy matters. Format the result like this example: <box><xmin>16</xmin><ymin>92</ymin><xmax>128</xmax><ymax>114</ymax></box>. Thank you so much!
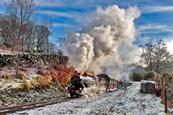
<box><xmin>0</xmin><ymin>53</ymin><xmax>69</xmax><ymax>67</ymax></box>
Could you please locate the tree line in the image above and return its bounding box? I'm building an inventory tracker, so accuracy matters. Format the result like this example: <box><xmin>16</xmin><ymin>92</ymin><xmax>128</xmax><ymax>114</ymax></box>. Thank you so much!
<box><xmin>0</xmin><ymin>0</ymin><xmax>54</xmax><ymax>53</ymax></box>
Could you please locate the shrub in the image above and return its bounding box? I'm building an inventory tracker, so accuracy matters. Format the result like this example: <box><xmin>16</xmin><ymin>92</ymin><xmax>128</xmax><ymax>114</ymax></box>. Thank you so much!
<box><xmin>31</xmin><ymin>75</ymin><xmax>53</xmax><ymax>88</ymax></box>
<box><xmin>15</xmin><ymin>85</ymin><xmax>24</xmax><ymax>91</ymax></box>
<box><xmin>144</xmin><ymin>71</ymin><xmax>156</xmax><ymax>80</ymax></box>
<box><xmin>19</xmin><ymin>70</ymin><xmax>27</xmax><ymax>81</ymax></box>
<box><xmin>22</xmin><ymin>81</ymin><xmax>33</xmax><ymax>90</ymax></box>
<box><xmin>31</xmin><ymin>75</ymin><xmax>40</xmax><ymax>87</ymax></box>
<box><xmin>50</xmin><ymin>65</ymin><xmax>75</xmax><ymax>86</ymax></box>
<box><xmin>40</xmin><ymin>75</ymin><xmax>53</xmax><ymax>87</ymax></box>
<box><xmin>130</xmin><ymin>72</ymin><xmax>143</xmax><ymax>81</ymax></box>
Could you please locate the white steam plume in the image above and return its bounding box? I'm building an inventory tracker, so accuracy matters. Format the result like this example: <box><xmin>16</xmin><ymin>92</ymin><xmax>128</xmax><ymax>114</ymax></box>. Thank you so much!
<box><xmin>63</xmin><ymin>5</ymin><xmax>140</xmax><ymax>80</ymax></box>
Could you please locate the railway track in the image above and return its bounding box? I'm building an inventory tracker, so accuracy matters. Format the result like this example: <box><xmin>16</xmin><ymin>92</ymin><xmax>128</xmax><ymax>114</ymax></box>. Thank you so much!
<box><xmin>0</xmin><ymin>83</ymin><xmax>130</xmax><ymax>114</ymax></box>
<box><xmin>0</xmin><ymin>98</ymin><xmax>73</xmax><ymax>114</ymax></box>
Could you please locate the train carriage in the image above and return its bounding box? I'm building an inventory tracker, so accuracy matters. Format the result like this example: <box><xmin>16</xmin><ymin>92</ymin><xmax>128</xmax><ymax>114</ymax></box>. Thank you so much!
<box><xmin>96</xmin><ymin>74</ymin><xmax>118</xmax><ymax>92</ymax></box>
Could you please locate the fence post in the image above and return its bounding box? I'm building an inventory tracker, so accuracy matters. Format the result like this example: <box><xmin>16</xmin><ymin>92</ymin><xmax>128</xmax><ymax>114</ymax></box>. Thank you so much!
<box><xmin>164</xmin><ymin>86</ymin><xmax>167</xmax><ymax>113</ymax></box>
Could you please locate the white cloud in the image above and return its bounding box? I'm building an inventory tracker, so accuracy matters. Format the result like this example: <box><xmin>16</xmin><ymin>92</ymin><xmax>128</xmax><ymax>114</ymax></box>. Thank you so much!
<box><xmin>0</xmin><ymin>0</ymin><xmax>63</xmax><ymax>7</ymax></box>
<box><xmin>0</xmin><ymin>10</ymin><xmax>4</xmax><ymax>14</ymax></box>
<box><xmin>166</xmin><ymin>39</ymin><xmax>173</xmax><ymax>54</ymax></box>
<box><xmin>0</xmin><ymin>0</ymin><xmax>9</xmax><ymax>4</ymax></box>
<box><xmin>35</xmin><ymin>0</ymin><xmax>64</xmax><ymax>7</ymax></box>
<box><xmin>36</xmin><ymin>10</ymin><xmax>74</xmax><ymax>18</ymax></box>
<box><xmin>52</xmin><ymin>23</ymin><xmax>76</xmax><ymax>28</ymax></box>
<box><xmin>35</xmin><ymin>9</ymin><xmax>91</xmax><ymax>28</ymax></box>
<box><xmin>136</xmin><ymin>24</ymin><xmax>173</xmax><ymax>48</ymax></box>
<box><xmin>143</xmin><ymin>6</ymin><xmax>173</xmax><ymax>13</ymax></box>
<box><xmin>138</xmin><ymin>24</ymin><xmax>173</xmax><ymax>33</ymax></box>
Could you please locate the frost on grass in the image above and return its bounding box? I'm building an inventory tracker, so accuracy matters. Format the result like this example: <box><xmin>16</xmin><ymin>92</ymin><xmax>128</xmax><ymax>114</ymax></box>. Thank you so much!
<box><xmin>14</xmin><ymin>82</ymin><xmax>165</xmax><ymax>115</ymax></box>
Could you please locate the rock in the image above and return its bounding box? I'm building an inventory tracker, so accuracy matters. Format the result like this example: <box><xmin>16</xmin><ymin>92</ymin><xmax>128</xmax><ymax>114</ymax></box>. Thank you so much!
<box><xmin>18</xmin><ymin>93</ymin><xmax>23</xmax><ymax>97</ymax></box>
<box><xmin>22</xmin><ymin>98</ymin><xmax>29</xmax><ymax>103</ymax></box>
<box><xmin>140</xmin><ymin>80</ymin><xmax>156</xmax><ymax>94</ymax></box>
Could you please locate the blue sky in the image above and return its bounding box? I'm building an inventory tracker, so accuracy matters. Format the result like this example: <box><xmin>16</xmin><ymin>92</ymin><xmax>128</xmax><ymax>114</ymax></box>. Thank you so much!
<box><xmin>0</xmin><ymin>0</ymin><xmax>173</xmax><ymax>48</ymax></box>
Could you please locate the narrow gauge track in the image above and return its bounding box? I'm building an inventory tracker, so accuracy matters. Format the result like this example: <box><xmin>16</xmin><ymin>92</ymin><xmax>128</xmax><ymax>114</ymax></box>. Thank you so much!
<box><xmin>0</xmin><ymin>98</ymin><xmax>74</xmax><ymax>114</ymax></box>
<box><xmin>0</xmin><ymin>83</ymin><xmax>130</xmax><ymax>114</ymax></box>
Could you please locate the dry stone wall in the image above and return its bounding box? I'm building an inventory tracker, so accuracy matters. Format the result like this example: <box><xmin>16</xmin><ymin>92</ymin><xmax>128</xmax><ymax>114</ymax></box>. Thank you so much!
<box><xmin>0</xmin><ymin>53</ymin><xmax>69</xmax><ymax>67</ymax></box>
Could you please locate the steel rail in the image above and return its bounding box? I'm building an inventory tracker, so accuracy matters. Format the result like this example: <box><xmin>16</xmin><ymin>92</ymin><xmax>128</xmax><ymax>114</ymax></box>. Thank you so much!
<box><xmin>0</xmin><ymin>98</ymin><xmax>73</xmax><ymax>114</ymax></box>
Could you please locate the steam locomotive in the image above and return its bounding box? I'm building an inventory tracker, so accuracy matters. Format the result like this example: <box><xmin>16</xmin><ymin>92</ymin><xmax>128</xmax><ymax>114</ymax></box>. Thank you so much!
<box><xmin>68</xmin><ymin>74</ymin><xmax>118</xmax><ymax>98</ymax></box>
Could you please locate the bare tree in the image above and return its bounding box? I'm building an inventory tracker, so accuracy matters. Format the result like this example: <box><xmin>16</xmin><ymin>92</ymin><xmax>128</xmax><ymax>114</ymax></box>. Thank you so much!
<box><xmin>6</xmin><ymin>0</ymin><xmax>35</xmax><ymax>51</ymax></box>
<box><xmin>41</xmin><ymin>18</ymin><xmax>52</xmax><ymax>53</ymax></box>
<box><xmin>141</xmin><ymin>39</ymin><xmax>154</xmax><ymax>71</ymax></box>
<box><xmin>0</xmin><ymin>16</ymin><xmax>14</xmax><ymax>48</ymax></box>
<box><xmin>154</xmin><ymin>40</ymin><xmax>167</xmax><ymax>70</ymax></box>
<box><xmin>34</xmin><ymin>25</ymin><xmax>51</xmax><ymax>53</ymax></box>
<box><xmin>0</xmin><ymin>0</ymin><xmax>53</xmax><ymax>53</ymax></box>
<box><xmin>141</xmin><ymin>39</ymin><xmax>173</xmax><ymax>72</ymax></box>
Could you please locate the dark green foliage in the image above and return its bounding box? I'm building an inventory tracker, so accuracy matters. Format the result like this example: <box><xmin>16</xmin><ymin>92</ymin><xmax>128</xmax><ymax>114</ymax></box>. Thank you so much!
<box><xmin>130</xmin><ymin>72</ymin><xmax>143</xmax><ymax>81</ymax></box>
<box><xmin>144</xmin><ymin>71</ymin><xmax>155</xmax><ymax>80</ymax></box>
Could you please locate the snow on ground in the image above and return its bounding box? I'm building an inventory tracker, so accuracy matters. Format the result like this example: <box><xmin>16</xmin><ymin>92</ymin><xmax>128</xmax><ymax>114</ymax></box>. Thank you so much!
<box><xmin>0</xmin><ymin>79</ymin><xmax>22</xmax><ymax>91</ymax></box>
<box><xmin>12</xmin><ymin>82</ymin><xmax>165</xmax><ymax>115</ymax></box>
<box><xmin>0</xmin><ymin>49</ymin><xmax>16</xmax><ymax>55</ymax></box>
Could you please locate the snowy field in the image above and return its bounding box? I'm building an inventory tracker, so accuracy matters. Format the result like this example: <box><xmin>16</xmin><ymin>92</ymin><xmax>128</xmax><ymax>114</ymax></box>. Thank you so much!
<box><xmin>12</xmin><ymin>82</ymin><xmax>165</xmax><ymax>115</ymax></box>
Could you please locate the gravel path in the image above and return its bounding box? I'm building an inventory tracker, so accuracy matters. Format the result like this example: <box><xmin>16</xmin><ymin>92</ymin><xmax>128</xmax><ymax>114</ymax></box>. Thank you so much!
<box><xmin>12</xmin><ymin>82</ymin><xmax>165</xmax><ymax>115</ymax></box>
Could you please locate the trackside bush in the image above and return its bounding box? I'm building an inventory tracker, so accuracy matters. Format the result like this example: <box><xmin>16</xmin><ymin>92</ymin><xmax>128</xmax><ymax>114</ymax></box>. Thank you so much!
<box><xmin>144</xmin><ymin>71</ymin><xmax>156</xmax><ymax>80</ymax></box>
<box><xmin>130</xmin><ymin>72</ymin><xmax>143</xmax><ymax>81</ymax></box>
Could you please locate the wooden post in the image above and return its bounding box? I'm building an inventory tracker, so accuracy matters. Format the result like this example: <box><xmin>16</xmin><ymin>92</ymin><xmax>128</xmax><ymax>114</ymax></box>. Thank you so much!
<box><xmin>162</xmin><ymin>77</ymin><xmax>164</xmax><ymax>87</ymax></box>
<box><xmin>164</xmin><ymin>87</ymin><xmax>167</xmax><ymax>113</ymax></box>
<box><xmin>15</xmin><ymin>52</ymin><xmax>19</xmax><ymax>78</ymax></box>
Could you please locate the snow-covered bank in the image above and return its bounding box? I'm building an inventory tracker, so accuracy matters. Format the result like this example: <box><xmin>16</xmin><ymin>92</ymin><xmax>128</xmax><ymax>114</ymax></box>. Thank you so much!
<box><xmin>12</xmin><ymin>82</ymin><xmax>165</xmax><ymax>115</ymax></box>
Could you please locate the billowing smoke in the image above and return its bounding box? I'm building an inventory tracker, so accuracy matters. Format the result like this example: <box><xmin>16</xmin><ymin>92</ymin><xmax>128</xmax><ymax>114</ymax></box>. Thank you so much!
<box><xmin>63</xmin><ymin>5</ymin><xmax>140</xmax><ymax>80</ymax></box>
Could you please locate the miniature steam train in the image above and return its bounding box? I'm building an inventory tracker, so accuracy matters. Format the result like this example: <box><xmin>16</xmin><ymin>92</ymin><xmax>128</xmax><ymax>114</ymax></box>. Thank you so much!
<box><xmin>68</xmin><ymin>74</ymin><xmax>119</xmax><ymax>97</ymax></box>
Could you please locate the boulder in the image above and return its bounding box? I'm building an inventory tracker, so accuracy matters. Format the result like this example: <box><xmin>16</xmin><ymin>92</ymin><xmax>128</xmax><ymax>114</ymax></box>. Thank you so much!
<box><xmin>140</xmin><ymin>80</ymin><xmax>156</xmax><ymax>94</ymax></box>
